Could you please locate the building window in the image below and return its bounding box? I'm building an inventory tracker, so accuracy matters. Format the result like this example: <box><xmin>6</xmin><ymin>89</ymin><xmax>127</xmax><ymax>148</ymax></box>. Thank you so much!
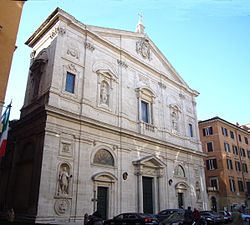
<box><xmin>65</xmin><ymin>72</ymin><xmax>75</xmax><ymax>93</ymax></box>
<box><xmin>203</xmin><ymin>127</ymin><xmax>213</xmax><ymax>136</ymax></box>
<box><xmin>206</xmin><ymin>159</ymin><xmax>217</xmax><ymax>170</ymax></box>
<box><xmin>137</xmin><ymin>88</ymin><xmax>155</xmax><ymax>126</ymax></box>
<box><xmin>235</xmin><ymin>161</ymin><xmax>241</xmax><ymax>172</ymax></box>
<box><xmin>245</xmin><ymin>137</ymin><xmax>249</xmax><ymax>145</ymax></box>
<box><xmin>210</xmin><ymin>177</ymin><xmax>219</xmax><ymax>190</ymax></box>
<box><xmin>229</xmin><ymin>177</ymin><xmax>236</xmax><ymax>192</ymax></box>
<box><xmin>233</xmin><ymin>145</ymin><xmax>238</xmax><ymax>155</ymax></box>
<box><xmin>239</xmin><ymin>134</ymin><xmax>242</xmax><ymax>142</ymax></box>
<box><xmin>141</xmin><ymin>100</ymin><xmax>150</xmax><ymax>123</ymax></box>
<box><xmin>221</xmin><ymin>127</ymin><xmax>228</xmax><ymax>136</ymax></box>
<box><xmin>238</xmin><ymin>179</ymin><xmax>244</xmax><ymax>192</ymax></box>
<box><xmin>188</xmin><ymin>123</ymin><xmax>194</xmax><ymax>137</ymax></box>
<box><xmin>246</xmin><ymin>182</ymin><xmax>250</xmax><ymax>195</ymax></box>
<box><xmin>247</xmin><ymin>150</ymin><xmax>250</xmax><ymax>158</ymax></box>
<box><xmin>224</xmin><ymin>142</ymin><xmax>230</xmax><ymax>153</ymax></box>
<box><xmin>230</xmin><ymin>131</ymin><xmax>235</xmax><ymax>139</ymax></box>
<box><xmin>227</xmin><ymin>159</ymin><xmax>233</xmax><ymax>170</ymax></box>
<box><xmin>243</xmin><ymin>163</ymin><xmax>248</xmax><ymax>173</ymax></box>
<box><xmin>240</xmin><ymin>148</ymin><xmax>246</xmax><ymax>157</ymax></box>
<box><xmin>207</xmin><ymin>142</ymin><xmax>213</xmax><ymax>152</ymax></box>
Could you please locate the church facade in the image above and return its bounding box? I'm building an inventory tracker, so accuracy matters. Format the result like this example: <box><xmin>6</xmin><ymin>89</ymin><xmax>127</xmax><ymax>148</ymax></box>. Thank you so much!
<box><xmin>0</xmin><ymin>8</ymin><xmax>208</xmax><ymax>224</ymax></box>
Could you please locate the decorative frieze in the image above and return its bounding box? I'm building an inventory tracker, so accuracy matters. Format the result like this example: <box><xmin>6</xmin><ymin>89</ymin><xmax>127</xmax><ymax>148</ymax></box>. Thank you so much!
<box><xmin>85</xmin><ymin>42</ymin><xmax>95</xmax><ymax>52</ymax></box>
<box><xmin>117</xmin><ymin>59</ymin><xmax>128</xmax><ymax>68</ymax></box>
<box><xmin>50</xmin><ymin>27</ymin><xmax>66</xmax><ymax>39</ymax></box>
<box><xmin>67</xmin><ymin>48</ymin><xmax>79</xmax><ymax>59</ymax></box>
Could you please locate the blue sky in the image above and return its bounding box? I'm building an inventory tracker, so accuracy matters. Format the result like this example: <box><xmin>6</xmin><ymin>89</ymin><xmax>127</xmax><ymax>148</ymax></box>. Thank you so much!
<box><xmin>5</xmin><ymin>0</ymin><xmax>250</xmax><ymax>125</ymax></box>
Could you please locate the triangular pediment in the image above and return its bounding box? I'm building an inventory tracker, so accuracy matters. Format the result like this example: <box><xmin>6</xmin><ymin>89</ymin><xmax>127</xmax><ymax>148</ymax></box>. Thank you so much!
<box><xmin>87</xmin><ymin>26</ymin><xmax>195</xmax><ymax>93</ymax></box>
<box><xmin>133</xmin><ymin>155</ymin><xmax>165</xmax><ymax>168</ymax></box>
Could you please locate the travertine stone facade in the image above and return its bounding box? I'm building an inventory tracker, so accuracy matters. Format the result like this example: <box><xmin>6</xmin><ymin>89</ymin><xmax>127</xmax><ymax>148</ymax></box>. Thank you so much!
<box><xmin>1</xmin><ymin>8</ymin><xmax>208</xmax><ymax>224</ymax></box>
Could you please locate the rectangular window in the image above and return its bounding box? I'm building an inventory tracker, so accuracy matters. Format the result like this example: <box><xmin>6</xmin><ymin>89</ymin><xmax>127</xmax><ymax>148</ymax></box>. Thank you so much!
<box><xmin>203</xmin><ymin>127</ymin><xmax>213</xmax><ymax>136</ymax></box>
<box><xmin>229</xmin><ymin>177</ymin><xmax>236</xmax><ymax>192</ymax></box>
<box><xmin>206</xmin><ymin>159</ymin><xmax>217</xmax><ymax>170</ymax></box>
<box><xmin>207</xmin><ymin>142</ymin><xmax>213</xmax><ymax>152</ymax></box>
<box><xmin>240</xmin><ymin>148</ymin><xmax>246</xmax><ymax>157</ymax></box>
<box><xmin>210</xmin><ymin>177</ymin><xmax>219</xmax><ymax>190</ymax></box>
<box><xmin>233</xmin><ymin>145</ymin><xmax>238</xmax><ymax>155</ymax></box>
<box><xmin>227</xmin><ymin>159</ymin><xmax>233</xmax><ymax>170</ymax></box>
<box><xmin>221</xmin><ymin>127</ymin><xmax>228</xmax><ymax>136</ymax></box>
<box><xmin>188</xmin><ymin>123</ymin><xmax>194</xmax><ymax>137</ymax></box>
<box><xmin>245</xmin><ymin>137</ymin><xmax>249</xmax><ymax>145</ymax></box>
<box><xmin>243</xmin><ymin>163</ymin><xmax>248</xmax><ymax>173</ymax></box>
<box><xmin>238</xmin><ymin>180</ymin><xmax>244</xmax><ymax>192</ymax></box>
<box><xmin>230</xmin><ymin>131</ymin><xmax>235</xmax><ymax>139</ymax></box>
<box><xmin>141</xmin><ymin>101</ymin><xmax>149</xmax><ymax>123</ymax></box>
<box><xmin>224</xmin><ymin>142</ymin><xmax>230</xmax><ymax>153</ymax></box>
<box><xmin>239</xmin><ymin>134</ymin><xmax>242</xmax><ymax>142</ymax></box>
<box><xmin>247</xmin><ymin>182</ymin><xmax>250</xmax><ymax>195</ymax></box>
<box><xmin>235</xmin><ymin>161</ymin><xmax>241</xmax><ymax>172</ymax></box>
<box><xmin>247</xmin><ymin>150</ymin><xmax>250</xmax><ymax>158</ymax></box>
<box><xmin>65</xmin><ymin>72</ymin><xmax>75</xmax><ymax>93</ymax></box>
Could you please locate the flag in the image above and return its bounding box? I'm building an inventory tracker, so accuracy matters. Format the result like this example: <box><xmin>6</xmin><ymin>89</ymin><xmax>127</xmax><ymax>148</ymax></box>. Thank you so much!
<box><xmin>0</xmin><ymin>104</ymin><xmax>11</xmax><ymax>157</ymax></box>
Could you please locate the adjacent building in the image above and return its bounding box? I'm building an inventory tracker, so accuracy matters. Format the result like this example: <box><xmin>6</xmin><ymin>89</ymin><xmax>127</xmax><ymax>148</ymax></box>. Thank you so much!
<box><xmin>0</xmin><ymin>8</ymin><xmax>208</xmax><ymax>224</ymax></box>
<box><xmin>199</xmin><ymin>117</ymin><xmax>250</xmax><ymax>211</ymax></box>
<box><xmin>0</xmin><ymin>0</ymin><xmax>25</xmax><ymax>115</ymax></box>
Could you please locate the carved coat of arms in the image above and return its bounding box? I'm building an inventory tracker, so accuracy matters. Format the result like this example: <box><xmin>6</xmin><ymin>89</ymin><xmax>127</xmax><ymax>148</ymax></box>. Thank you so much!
<box><xmin>136</xmin><ymin>38</ymin><xmax>151</xmax><ymax>60</ymax></box>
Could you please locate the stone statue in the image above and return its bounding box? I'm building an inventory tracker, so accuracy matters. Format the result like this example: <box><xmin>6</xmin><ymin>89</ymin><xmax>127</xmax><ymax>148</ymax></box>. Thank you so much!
<box><xmin>58</xmin><ymin>166</ymin><xmax>70</xmax><ymax>196</ymax></box>
<box><xmin>100</xmin><ymin>82</ymin><xmax>109</xmax><ymax>104</ymax></box>
<box><xmin>171</xmin><ymin>111</ymin><xmax>178</xmax><ymax>132</ymax></box>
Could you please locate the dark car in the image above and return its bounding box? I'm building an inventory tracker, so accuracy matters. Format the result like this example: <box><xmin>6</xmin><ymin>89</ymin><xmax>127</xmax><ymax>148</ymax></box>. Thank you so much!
<box><xmin>156</xmin><ymin>209</ymin><xmax>184</xmax><ymax>222</ymax></box>
<box><xmin>218</xmin><ymin>211</ymin><xmax>232</xmax><ymax>223</ymax></box>
<box><xmin>161</xmin><ymin>211</ymin><xmax>207</xmax><ymax>225</ymax></box>
<box><xmin>200</xmin><ymin>211</ymin><xmax>224</xmax><ymax>225</ymax></box>
<box><xmin>104</xmin><ymin>213</ymin><xmax>160</xmax><ymax>225</ymax></box>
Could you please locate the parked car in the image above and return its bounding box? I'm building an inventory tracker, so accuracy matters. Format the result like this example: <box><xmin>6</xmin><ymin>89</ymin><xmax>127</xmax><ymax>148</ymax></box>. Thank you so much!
<box><xmin>156</xmin><ymin>209</ymin><xmax>184</xmax><ymax>222</ymax></box>
<box><xmin>242</xmin><ymin>213</ymin><xmax>250</xmax><ymax>221</ymax></box>
<box><xmin>218</xmin><ymin>211</ymin><xmax>232</xmax><ymax>223</ymax></box>
<box><xmin>161</xmin><ymin>210</ymin><xmax>207</xmax><ymax>225</ymax></box>
<box><xmin>200</xmin><ymin>211</ymin><xmax>224</xmax><ymax>225</ymax></box>
<box><xmin>104</xmin><ymin>213</ymin><xmax>160</xmax><ymax>225</ymax></box>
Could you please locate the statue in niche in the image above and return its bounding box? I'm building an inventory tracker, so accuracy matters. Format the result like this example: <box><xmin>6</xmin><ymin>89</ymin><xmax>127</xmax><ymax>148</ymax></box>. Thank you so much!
<box><xmin>171</xmin><ymin>111</ymin><xmax>179</xmax><ymax>132</ymax></box>
<box><xmin>58</xmin><ymin>165</ymin><xmax>71</xmax><ymax>196</ymax></box>
<box><xmin>196</xmin><ymin>182</ymin><xmax>201</xmax><ymax>200</ymax></box>
<box><xmin>100</xmin><ymin>81</ymin><xmax>109</xmax><ymax>105</ymax></box>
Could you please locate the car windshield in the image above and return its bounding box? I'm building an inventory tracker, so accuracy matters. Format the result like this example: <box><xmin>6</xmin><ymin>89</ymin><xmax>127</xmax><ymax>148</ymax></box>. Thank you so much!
<box><xmin>161</xmin><ymin>211</ymin><xmax>184</xmax><ymax>223</ymax></box>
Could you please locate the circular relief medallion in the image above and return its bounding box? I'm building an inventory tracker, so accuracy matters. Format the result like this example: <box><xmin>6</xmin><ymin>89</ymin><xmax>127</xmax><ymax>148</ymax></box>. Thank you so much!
<box><xmin>54</xmin><ymin>199</ymin><xmax>70</xmax><ymax>215</ymax></box>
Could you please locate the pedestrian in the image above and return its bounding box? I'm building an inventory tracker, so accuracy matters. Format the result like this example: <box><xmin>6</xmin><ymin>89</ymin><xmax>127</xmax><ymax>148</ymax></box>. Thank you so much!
<box><xmin>232</xmin><ymin>206</ymin><xmax>243</xmax><ymax>225</ymax></box>
<box><xmin>184</xmin><ymin>206</ymin><xmax>193</xmax><ymax>225</ymax></box>
<box><xmin>86</xmin><ymin>211</ymin><xmax>103</xmax><ymax>225</ymax></box>
<box><xmin>192</xmin><ymin>208</ymin><xmax>201</xmax><ymax>224</ymax></box>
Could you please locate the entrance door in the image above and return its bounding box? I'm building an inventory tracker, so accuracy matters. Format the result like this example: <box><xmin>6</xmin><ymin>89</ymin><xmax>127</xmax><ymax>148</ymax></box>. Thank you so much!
<box><xmin>97</xmin><ymin>187</ymin><xmax>108</xmax><ymax>219</ymax></box>
<box><xmin>211</xmin><ymin>196</ymin><xmax>217</xmax><ymax>212</ymax></box>
<box><xmin>178</xmin><ymin>192</ymin><xmax>184</xmax><ymax>208</ymax></box>
<box><xmin>143</xmin><ymin>177</ymin><xmax>153</xmax><ymax>213</ymax></box>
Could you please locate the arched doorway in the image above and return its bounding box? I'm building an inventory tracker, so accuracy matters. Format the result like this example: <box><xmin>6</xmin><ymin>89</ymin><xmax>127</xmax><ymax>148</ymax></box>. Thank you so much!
<box><xmin>92</xmin><ymin>172</ymin><xmax>117</xmax><ymax>220</ymax></box>
<box><xmin>175</xmin><ymin>182</ymin><xmax>189</xmax><ymax>209</ymax></box>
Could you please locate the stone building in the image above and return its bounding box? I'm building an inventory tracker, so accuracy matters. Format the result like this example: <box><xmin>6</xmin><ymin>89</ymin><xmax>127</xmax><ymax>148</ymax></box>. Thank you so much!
<box><xmin>0</xmin><ymin>8</ymin><xmax>207</xmax><ymax>224</ymax></box>
<box><xmin>199</xmin><ymin>117</ymin><xmax>250</xmax><ymax>211</ymax></box>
